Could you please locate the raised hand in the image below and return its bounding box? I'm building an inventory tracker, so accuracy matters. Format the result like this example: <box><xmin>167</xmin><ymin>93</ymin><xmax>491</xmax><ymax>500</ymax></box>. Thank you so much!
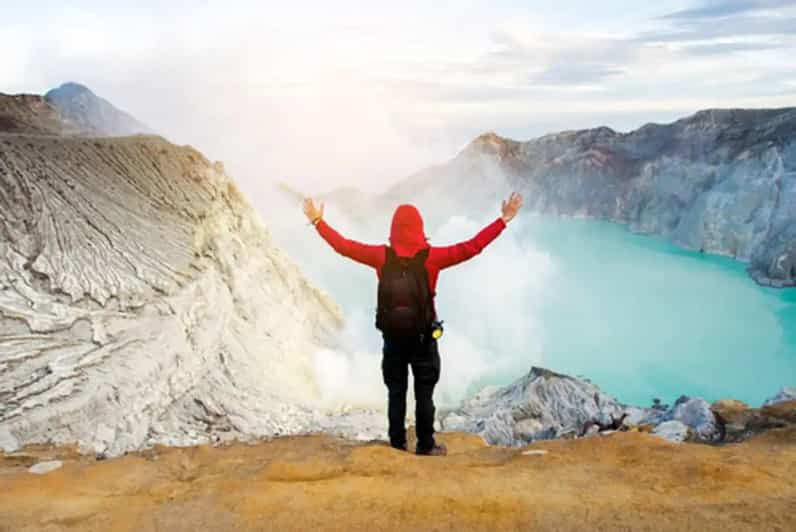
<box><xmin>303</xmin><ymin>197</ymin><xmax>324</xmax><ymax>225</ymax></box>
<box><xmin>501</xmin><ymin>192</ymin><xmax>524</xmax><ymax>224</ymax></box>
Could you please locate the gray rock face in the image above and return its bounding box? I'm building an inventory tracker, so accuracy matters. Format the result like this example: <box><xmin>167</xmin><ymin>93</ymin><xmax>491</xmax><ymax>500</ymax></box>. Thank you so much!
<box><xmin>440</xmin><ymin>367</ymin><xmax>627</xmax><ymax>446</ymax></box>
<box><xmin>0</xmin><ymin>133</ymin><xmax>353</xmax><ymax>456</ymax></box>
<box><xmin>381</xmin><ymin>108</ymin><xmax>796</xmax><ymax>287</ymax></box>
<box><xmin>763</xmin><ymin>387</ymin><xmax>796</xmax><ymax>406</ymax></box>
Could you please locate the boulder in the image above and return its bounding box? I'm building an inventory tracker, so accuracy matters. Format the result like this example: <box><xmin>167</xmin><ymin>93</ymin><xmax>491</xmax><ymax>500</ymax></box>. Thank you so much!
<box><xmin>440</xmin><ymin>366</ymin><xmax>625</xmax><ymax>446</ymax></box>
<box><xmin>664</xmin><ymin>396</ymin><xmax>720</xmax><ymax>442</ymax></box>
<box><xmin>760</xmin><ymin>400</ymin><xmax>796</xmax><ymax>425</ymax></box>
<box><xmin>652</xmin><ymin>420</ymin><xmax>690</xmax><ymax>443</ymax></box>
<box><xmin>710</xmin><ymin>400</ymin><xmax>756</xmax><ymax>442</ymax></box>
<box><xmin>710</xmin><ymin>398</ymin><xmax>795</xmax><ymax>442</ymax></box>
<box><xmin>623</xmin><ymin>406</ymin><xmax>666</xmax><ymax>427</ymax></box>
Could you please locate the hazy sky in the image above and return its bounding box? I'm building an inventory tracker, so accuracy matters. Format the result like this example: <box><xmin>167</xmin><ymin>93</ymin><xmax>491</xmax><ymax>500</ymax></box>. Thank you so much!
<box><xmin>3</xmin><ymin>0</ymin><xmax>795</xmax><ymax>194</ymax></box>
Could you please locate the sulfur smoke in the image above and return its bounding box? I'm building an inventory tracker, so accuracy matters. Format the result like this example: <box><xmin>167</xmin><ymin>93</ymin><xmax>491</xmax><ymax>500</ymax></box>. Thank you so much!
<box><xmin>259</xmin><ymin>186</ymin><xmax>554</xmax><ymax>411</ymax></box>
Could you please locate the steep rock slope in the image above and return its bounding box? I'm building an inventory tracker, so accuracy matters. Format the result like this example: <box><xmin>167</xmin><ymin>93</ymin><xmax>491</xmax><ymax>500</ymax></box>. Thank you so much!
<box><xmin>382</xmin><ymin>109</ymin><xmax>796</xmax><ymax>287</ymax></box>
<box><xmin>0</xmin><ymin>133</ymin><xmax>343</xmax><ymax>455</ymax></box>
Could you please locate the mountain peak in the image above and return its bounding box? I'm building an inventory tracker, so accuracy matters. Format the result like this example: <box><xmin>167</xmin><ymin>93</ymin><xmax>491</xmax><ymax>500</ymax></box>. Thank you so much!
<box><xmin>42</xmin><ymin>81</ymin><xmax>152</xmax><ymax>136</ymax></box>
<box><xmin>45</xmin><ymin>81</ymin><xmax>94</xmax><ymax>100</ymax></box>
<box><xmin>462</xmin><ymin>131</ymin><xmax>519</xmax><ymax>158</ymax></box>
<box><xmin>476</xmin><ymin>130</ymin><xmax>503</xmax><ymax>141</ymax></box>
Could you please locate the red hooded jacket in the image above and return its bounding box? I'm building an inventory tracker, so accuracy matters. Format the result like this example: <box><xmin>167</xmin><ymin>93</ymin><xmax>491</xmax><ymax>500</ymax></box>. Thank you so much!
<box><xmin>314</xmin><ymin>204</ymin><xmax>506</xmax><ymax>303</ymax></box>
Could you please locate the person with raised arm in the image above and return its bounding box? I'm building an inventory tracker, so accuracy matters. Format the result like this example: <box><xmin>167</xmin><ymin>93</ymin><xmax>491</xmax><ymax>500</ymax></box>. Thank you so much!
<box><xmin>303</xmin><ymin>193</ymin><xmax>523</xmax><ymax>455</ymax></box>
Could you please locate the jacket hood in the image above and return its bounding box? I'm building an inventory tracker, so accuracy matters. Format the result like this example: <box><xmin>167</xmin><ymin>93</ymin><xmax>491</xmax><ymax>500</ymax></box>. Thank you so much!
<box><xmin>389</xmin><ymin>204</ymin><xmax>428</xmax><ymax>257</ymax></box>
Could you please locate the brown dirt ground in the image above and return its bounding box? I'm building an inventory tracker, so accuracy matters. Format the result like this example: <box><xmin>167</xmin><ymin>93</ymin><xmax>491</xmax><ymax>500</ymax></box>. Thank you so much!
<box><xmin>1</xmin><ymin>428</ymin><xmax>795</xmax><ymax>532</ymax></box>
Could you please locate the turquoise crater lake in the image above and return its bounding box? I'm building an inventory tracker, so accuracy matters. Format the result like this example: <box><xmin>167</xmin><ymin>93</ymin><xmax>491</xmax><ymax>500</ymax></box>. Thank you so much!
<box><xmin>485</xmin><ymin>216</ymin><xmax>796</xmax><ymax>407</ymax></box>
<box><xmin>269</xmin><ymin>204</ymin><xmax>795</xmax><ymax>410</ymax></box>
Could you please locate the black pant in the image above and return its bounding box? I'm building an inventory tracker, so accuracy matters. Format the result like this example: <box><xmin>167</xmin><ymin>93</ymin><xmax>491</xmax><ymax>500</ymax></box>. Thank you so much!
<box><xmin>381</xmin><ymin>336</ymin><xmax>441</xmax><ymax>452</ymax></box>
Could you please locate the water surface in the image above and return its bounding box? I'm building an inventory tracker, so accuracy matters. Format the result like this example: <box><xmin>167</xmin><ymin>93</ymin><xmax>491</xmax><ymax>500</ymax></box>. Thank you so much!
<box><xmin>478</xmin><ymin>216</ymin><xmax>796</xmax><ymax>407</ymax></box>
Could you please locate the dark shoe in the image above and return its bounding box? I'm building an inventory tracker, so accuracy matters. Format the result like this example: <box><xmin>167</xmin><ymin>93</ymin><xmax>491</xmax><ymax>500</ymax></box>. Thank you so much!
<box><xmin>391</xmin><ymin>442</ymin><xmax>408</xmax><ymax>452</ymax></box>
<box><xmin>416</xmin><ymin>443</ymin><xmax>447</xmax><ymax>456</ymax></box>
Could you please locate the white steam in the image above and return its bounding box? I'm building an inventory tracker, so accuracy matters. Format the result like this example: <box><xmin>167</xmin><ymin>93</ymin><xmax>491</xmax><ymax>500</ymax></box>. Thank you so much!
<box><xmin>431</xmin><ymin>215</ymin><xmax>554</xmax><ymax>404</ymax></box>
<box><xmin>261</xmin><ymin>187</ymin><xmax>554</xmax><ymax>411</ymax></box>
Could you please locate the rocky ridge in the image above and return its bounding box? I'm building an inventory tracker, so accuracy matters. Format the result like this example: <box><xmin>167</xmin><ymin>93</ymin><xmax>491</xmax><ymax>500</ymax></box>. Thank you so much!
<box><xmin>381</xmin><ymin>108</ymin><xmax>796</xmax><ymax>287</ymax></box>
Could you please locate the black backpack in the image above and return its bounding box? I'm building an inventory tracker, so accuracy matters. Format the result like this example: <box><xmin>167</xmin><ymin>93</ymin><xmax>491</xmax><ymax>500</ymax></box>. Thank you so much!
<box><xmin>375</xmin><ymin>247</ymin><xmax>434</xmax><ymax>339</ymax></box>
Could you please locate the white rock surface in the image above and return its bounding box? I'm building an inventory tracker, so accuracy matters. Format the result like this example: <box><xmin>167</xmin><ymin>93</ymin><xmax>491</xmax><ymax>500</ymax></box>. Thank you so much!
<box><xmin>763</xmin><ymin>387</ymin><xmax>796</xmax><ymax>407</ymax></box>
<box><xmin>28</xmin><ymin>460</ymin><xmax>63</xmax><ymax>474</ymax></box>
<box><xmin>0</xmin><ymin>134</ymin><xmax>361</xmax><ymax>456</ymax></box>
<box><xmin>652</xmin><ymin>420</ymin><xmax>690</xmax><ymax>444</ymax></box>
<box><xmin>0</xmin><ymin>425</ymin><xmax>19</xmax><ymax>452</ymax></box>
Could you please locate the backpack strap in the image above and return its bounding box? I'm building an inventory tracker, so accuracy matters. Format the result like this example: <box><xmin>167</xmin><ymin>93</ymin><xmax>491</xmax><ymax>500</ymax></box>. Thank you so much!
<box><xmin>384</xmin><ymin>246</ymin><xmax>428</xmax><ymax>266</ymax></box>
<box><xmin>412</xmin><ymin>247</ymin><xmax>430</xmax><ymax>262</ymax></box>
<box><xmin>409</xmin><ymin>248</ymin><xmax>433</xmax><ymax>330</ymax></box>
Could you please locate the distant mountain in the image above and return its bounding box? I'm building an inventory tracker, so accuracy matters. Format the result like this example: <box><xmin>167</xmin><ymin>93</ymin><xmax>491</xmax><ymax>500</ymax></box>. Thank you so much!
<box><xmin>378</xmin><ymin>108</ymin><xmax>796</xmax><ymax>288</ymax></box>
<box><xmin>44</xmin><ymin>82</ymin><xmax>152</xmax><ymax>136</ymax></box>
<box><xmin>0</xmin><ymin>82</ymin><xmax>151</xmax><ymax>136</ymax></box>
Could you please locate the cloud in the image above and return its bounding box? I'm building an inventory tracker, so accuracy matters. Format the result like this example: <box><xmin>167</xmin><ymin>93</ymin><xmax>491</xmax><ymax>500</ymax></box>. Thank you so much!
<box><xmin>660</xmin><ymin>0</ymin><xmax>796</xmax><ymax>20</ymax></box>
<box><xmin>427</xmin><ymin>0</ymin><xmax>796</xmax><ymax>107</ymax></box>
<box><xmin>529</xmin><ymin>65</ymin><xmax>626</xmax><ymax>85</ymax></box>
<box><xmin>640</xmin><ymin>17</ymin><xmax>796</xmax><ymax>43</ymax></box>
<box><xmin>679</xmin><ymin>40</ymin><xmax>787</xmax><ymax>54</ymax></box>
<box><xmin>644</xmin><ymin>0</ymin><xmax>796</xmax><ymax>46</ymax></box>
<box><xmin>4</xmin><ymin>1</ymin><xmax>796</xmax><ymax>194</ymax></box>
<box><xmin>483</xmin><ymin>28</ymin><xmax>636</xmax><ymax>87</ymax></box>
